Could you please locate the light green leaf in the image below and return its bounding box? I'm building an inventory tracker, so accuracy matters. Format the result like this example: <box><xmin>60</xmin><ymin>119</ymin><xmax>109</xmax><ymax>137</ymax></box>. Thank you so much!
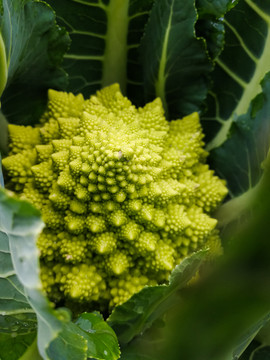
<box><xmin>75</xmin><ymin>312</ymin><xmax>120</xmax><ymax>360</ymax></box>
<box><xmin>108</xmin><ymin>250</ymin><xmax>208</xmax><ymax>344</ymax></box>
<box><xmin>140</xmin><ymin>0</ymin><xmax>212</xmax><ymax>118</ymax></box>
<box><xmin>0</xmin><ymin>188</ymin><xmax>86</xmax><ymax>360</ymax></box>
<box><xmin>46</xmin><ymin>312</ymin><xmax>120</xmax><ymax>360</ymax></box>
<box><xmin>0</xmin><ymin>186</ymin><xmax>38</xmax><ymax>359</ymax></box>
<box><xmin>19</xmin><ymin>337</ymin><xmax>43</xmax><ymax>360</ymax></box>
<box><xmin>204</xmin><ymin>0</ymin><xmax>270</xmax><ymax>149</ymax></box>
<box><xmin>46</xmin><ymin>0</ymin><xmax>154</xmax><ymax>101</ymax></box>
<box><xmin>0</xmin><ymin>188</ymin><xmax>120</xmax><ymax>360</ymax></box>
<box><xmin>0</xmin><ymin>217</ymin><xmax>37</xmax><ymax>356</ymax></box>
<box><xmin>0</xmin><ymin>0</ymin><xmax>69</xmax><ymax>125</ymax></box>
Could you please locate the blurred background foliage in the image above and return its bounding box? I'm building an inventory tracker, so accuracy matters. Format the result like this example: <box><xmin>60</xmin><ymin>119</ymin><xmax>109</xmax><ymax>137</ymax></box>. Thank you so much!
<box><xmin>119</xmin><ymin>152</ymin><xmax>270</xmax><ymax>360</ymax></box>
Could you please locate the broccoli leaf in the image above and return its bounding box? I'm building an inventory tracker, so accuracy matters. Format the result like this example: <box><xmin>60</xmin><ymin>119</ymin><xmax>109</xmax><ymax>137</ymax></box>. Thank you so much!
<box><xmin>45</xmin><ymin>0</ymin><xmax>154</xmax><ymax>102</ymax></box>
<box><xmin>119</xmin><ymin>328</ymin><xmax>161</xmax><ymax>360</ymax></box>
<box><xmin>213</xmin><ymin>73</ymin><xmax>270</xmax><ymax>228</ymax></box>
<box><xmin>196</xmin><ymin>0</ymin><xmax>239</xmax><ymax>17</ymax></box>
<box><xmin>233</xmin><ymin>313</ymin><xmax>270</xmax><ymax>359</ymax></box>
<box><xmin>0</xmin><ymin>334</ymin><xmax>39</xmax><ymax>360</ymax></box>
<box><xmin>196</xmin><ymin>18</ymin><xmax>225</xmax><ymax>61</ymax></box>
<box><xmin>199</xmin><ymin>0</ymin><xmax>270</xmax><ymax>232</ymax></box>
<box><xmin>140</xmin><ymin>0</ymin><xmax>212</xmax><ymax>118</ymax></box>
<box><xmin>108</xmin><ymin>250</ymin><xmax>208</xmax><ymax>344</ymax></box>
<box><xmin>47</xmin><ymin>313</ymin><xmax>121</xmax><ymax>360</ymax></box>
<box><xmin>0</xmin><ymin>172</ymin><xmax>38</xmax><ymax>359</ymax></box>
<box><xmin>213</xmin><ymin>72</ymin><xmax>270</xmax><ymax>197</ymax></box>
<box><xmin>0</xmin><ymin>231</ymin><xmax>36</xmax><ymax>331</ymax></box>
<box><xmin>203</xmin><ymin>0</ymin><xmax>270</xmax><ymax>148</ymax></box>
<box><xmin>195</xmin><ymin>0</ymin><xmax>239</xmax><ymax>61</ymax></box>
<box><xmin>238</xmin><ymin>318</ymin><xmax>270</xmax><ymax>360</ymax></box>
<box><xmin>0</xmin><ymin>229</ymin><xmax>38</xmax><ymax>360</ymax></box>
<box><xmin>0</xmin><ymin>0</ymin><xmax>70</xmax><ymax>125</ymax></box>
<box><xmin>0</xmin><ymin>189</ymin><xmax>120</xmax><ymax>360</ymax></box>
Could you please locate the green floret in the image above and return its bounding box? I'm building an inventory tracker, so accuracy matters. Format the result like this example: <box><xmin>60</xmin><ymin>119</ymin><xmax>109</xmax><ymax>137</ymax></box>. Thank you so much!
<box><xmin>2</xmin><ymin>84</ymin><xmax>228</xmax><ymax>310</ymax></box>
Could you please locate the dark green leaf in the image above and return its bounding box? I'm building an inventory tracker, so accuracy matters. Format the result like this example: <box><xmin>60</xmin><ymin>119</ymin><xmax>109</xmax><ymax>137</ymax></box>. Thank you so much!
<box><xmin>238</xmin><ymin>340</ymin><xmax>262</xmax><ymax>360</ymax></box>
<box><xmin>212</xmin><ymin>73</ymin><xmax>270</xmax><ymax>230</ymax></box>
<box><xmin>0</xmin><ymin>111</ymin><xmax>8</xmax><ymax>155</ymax></box>
<box><xmin>196</xmin><ymin>0</ymin><xmax>239</xmax><ymax>60</ymax></box>
<box><xmin>233</xmin><ymin>313</ymin><xmax>270</xmax><ymax>359</ymax></box>
<box><xmin>196</xmin><ymin>0</ymin><xmax>239</xmax><ymax>17</ymax></box>
<box><xmin>203</xmin><ymin>0</ymin><xmax>270</xmax><ymax>148</ymax></box>
<box><xmin>118</xmin><ymin>322</ymin><xmax>165</xmax><ymax>360</ymax></box>
<box><xmin>119</xmin><ymin>345</ymin><xmax>156</xmax><ymax>360</ymax></box>
<box><xmin>140</xmin><ymin>0</ymin><xmax>212</xmax><ymax>118</ymax></box>
<box><xmin>0</xmin><ymin>333</ymin><xmax>38</xmax><ymax>360</ymax></box>
<box><xmin>196</xmin><ymin>18</ymin><xmax>225</xmax><ymax>60</ymax></box>
<box><xmin>251</xmin><ymin>346</ymin><xmax>270</xmax><ymax>360</ymax></box>
<box><xmin>108</xmin><ymin>250</ymin><xmax>208</xmax><ymax>344</ymax></box>
<box><xmin>120</xmin><ymin>352</ymin><xmax>153</xmax><ymax>360</ymax></box>
<box><xmin>213</xmin><ymin>72</ymin><xmax>270</xmax><ymax>198</ymax></box>
<box><xmin>46</xmin><ymin>0</ymin><xmax>154</xmax><ymax>100</ymax></box>
<box><xmin>0</xmin><ymin>0</ymin><xmax>69</xmax><ymax>125</ymax></box>
<box><xmin>126</xmin><ymin>0</ymin><xmax>155</xmax><ymax>106</ymax></box>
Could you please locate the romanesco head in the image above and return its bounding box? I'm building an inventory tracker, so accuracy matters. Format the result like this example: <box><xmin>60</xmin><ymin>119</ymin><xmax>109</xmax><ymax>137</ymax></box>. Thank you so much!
<box><xmin>2</xmin><ymin>84</ymin><xmax>228</xmax><ymax>310</ymax></box>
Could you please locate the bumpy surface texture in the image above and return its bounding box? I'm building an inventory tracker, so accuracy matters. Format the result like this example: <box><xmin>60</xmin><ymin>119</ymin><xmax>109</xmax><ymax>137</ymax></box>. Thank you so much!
<box><xmin>3</xmin><ymin>84</ymin><xmax>227</xmax><ymax>309</ymax></box>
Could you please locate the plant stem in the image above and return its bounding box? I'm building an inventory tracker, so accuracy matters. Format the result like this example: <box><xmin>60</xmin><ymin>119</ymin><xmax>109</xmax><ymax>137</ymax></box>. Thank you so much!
<box><xmin>101</xmin><ymin>0</ymin><xmax>129</xmax><ymax>93</ymax></box>
<box><xmin>154</xmin><ymin>0</ymin><xmax>173</xmax><ymax>117</ymax></box>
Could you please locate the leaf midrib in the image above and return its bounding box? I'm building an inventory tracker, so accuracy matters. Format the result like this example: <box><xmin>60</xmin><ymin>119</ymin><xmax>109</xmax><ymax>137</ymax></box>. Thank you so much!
<box><xmin>155</xmin><ymin>0</ymin><xmax>174</xmax><ymax>116</ymax></box>
<box><xmin>101</xmin><ymin>0</ymin><xmax>130</xmax><ymax>93</ymax></box>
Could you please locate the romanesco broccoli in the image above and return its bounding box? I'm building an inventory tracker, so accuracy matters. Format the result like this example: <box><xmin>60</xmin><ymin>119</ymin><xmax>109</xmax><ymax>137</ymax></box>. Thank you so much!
<box><xmin>2</xmin><ymin>84</ymin><xmax>228</xmax><ymax>310</ymax></box>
